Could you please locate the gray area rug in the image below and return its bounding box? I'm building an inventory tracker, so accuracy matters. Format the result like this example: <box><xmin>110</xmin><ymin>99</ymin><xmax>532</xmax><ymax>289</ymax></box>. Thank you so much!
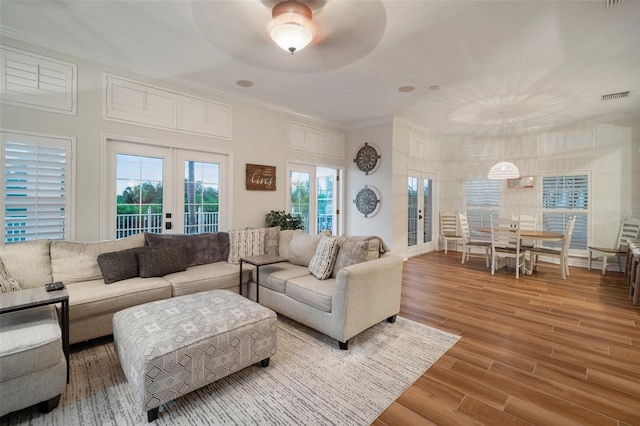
<box><xmin>2</xmin><ymin>315</ymin><xmax>459</xmax><ymax>426</ymax></box>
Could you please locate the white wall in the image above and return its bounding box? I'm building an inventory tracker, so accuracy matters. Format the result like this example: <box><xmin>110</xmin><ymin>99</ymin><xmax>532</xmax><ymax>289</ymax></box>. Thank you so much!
<box><xmin>0</xmin><ymin>37</ymin><xmax>345</xmax><ymax>241</ymax></box>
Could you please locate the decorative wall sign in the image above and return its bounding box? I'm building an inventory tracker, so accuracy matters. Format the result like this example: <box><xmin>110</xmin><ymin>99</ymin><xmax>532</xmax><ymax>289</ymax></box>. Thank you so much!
<box><xmin>353</xmin><ymin>185</ymin><xmax>381</xmax><ymax>218</ymax></box>
<box><xmin>353</xmin><ymin>142</ymin><xmax>381</xmax><ymax>175</ymax></box>
<box><xmin>246</xmin><ymin>164</ymin><xmax>276</xmax><ymax>191</ymax></box>
<box><xmin>507</xmin><ymin>176</ymin><xmax>535</xmax><ymax>189</ymax></box>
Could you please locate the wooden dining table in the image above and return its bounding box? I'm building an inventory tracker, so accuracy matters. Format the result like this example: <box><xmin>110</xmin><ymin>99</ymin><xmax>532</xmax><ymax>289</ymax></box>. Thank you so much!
<box><xmin>474</xmin><ymin>227</ymin><xmax>565</xmax><ymax>274</ymax></box>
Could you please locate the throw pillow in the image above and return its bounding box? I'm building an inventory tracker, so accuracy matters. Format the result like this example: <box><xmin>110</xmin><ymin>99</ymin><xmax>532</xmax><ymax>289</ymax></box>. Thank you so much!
<box><xmin>97</xmin><ymin>247</ymin><xmax>150</xmax><ymax>284</ymax></box>
<box><xmin>138</xmin><ymin>246</ymin><xmax>188</xmax><ymax>278</ymax></box>
<box><xmin>0</xmin><ymin>257</ymin><xmax>22</xmax><ymax>293</ymax></box>
<box><xmin>331</xmin><ymin>237</ymin><xmax>381</xmax><ymax>278</ymax></box>
<box><xmin>288</xmin><ymin>230</ymin><xmax>331</xmax><ymax>267</ymax></box>
<box><xmin>227</xmin><ymin>228</ymin><xmax>266</xmax><ymax>264</ymax></box>
<box><xmin>308</xmin><ymin>236</ymin><xmax>340</xmax><ymax>280</ymax></box>
<box><xmin>145</xmin><ymin>232</ymin><xmax>229</xmax><ymax>267</ymax></box>
<box><xmin>263</xmin><ymin>226</ymin><xmax>281</xmax><ymax>256</ymax></box>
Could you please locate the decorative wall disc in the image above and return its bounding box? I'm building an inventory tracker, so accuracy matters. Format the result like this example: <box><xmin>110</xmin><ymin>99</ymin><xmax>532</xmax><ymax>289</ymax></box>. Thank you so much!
<box><xmin>353</xmin><ymin>185</ymin><xmax>381</xmax><ymax>218</ymax></box>
<box><xmin>353</xmin><ymin>142</ymin><xmax>381</xmax><ymax>175</ymax></box>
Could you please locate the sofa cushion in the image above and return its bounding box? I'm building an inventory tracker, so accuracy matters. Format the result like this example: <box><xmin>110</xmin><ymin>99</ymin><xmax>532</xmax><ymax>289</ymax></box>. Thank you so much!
<box><xmin>138</xmin><ymin>247</ymin><xmax>187</xmax><ymax>278</ymax></box>
<box><xmin>65</xmin><ymin>277</ymin><xmax>172</xmax><ymax>321</ymax></box>
<box><xmin>288</xmin><ymin>231</ymin><xmax>330</xmax><ymax>267</ymax></box>
<box><xmin>285</xmin><ymin>275</ymin><xmax>335</xmax><ymax>313</ymax></box>
<box><xmin>254</xmin><ymin>263</ymin><xmax>310</xmax><ymax>294</ymax></box>
<box><xmin>277</xmin><ymin>229</ymin><xmax>303</xmax><ymax>259</ymax></box>
<box><xmin>50</xmin><ymin>233</ymin><xmax>146</xmax><ymax>284</ymax></box>
<box><xmin>165</xmin><ymin>262</ymin><xmax>250</xmax><ymax>297</ymax></box>
<box><xmin>0</xmin><ymin>257</ymin><xmax>22</xmax><ymax>293</ymax></box>
<box><xmin>97</xmin><ymin>247</ymin><xmax>151</xmax><ymax>284</ymax></box>
<box><xmin>308</xmin><ymin>236</ymin><xmax>340</xmax><ymax>280</ymax></box>
<box><xmin>0</xmin><ymin>239</ymin><xmax>52</xmax><ymax>289</ymax></box>
<box><xmin>0</xmin><ymin>305</ymin><xmax>62</xmax><ymax>381</ymax></box>
<box><xmin>264</xmin><ymin>226</ymin><xmax>281</xmax><ymax>256</ymax></box>
<box><xmin>331</xmin><ymin>236</ymin><xmax>381</xmax><ymax>278</ymax></box>
<box><xmin>228</xmin><ymin>228</ymin><xmax>266</xmax><ymax>264</ymax></box>
<box><xmin>145</xmin><ymin>232</ymin><xmax>229</xmax><ymax>267</ymax></box>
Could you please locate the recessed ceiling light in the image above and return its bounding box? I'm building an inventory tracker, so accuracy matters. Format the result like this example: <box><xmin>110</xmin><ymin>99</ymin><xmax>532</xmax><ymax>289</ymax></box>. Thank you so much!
<box><xmin>429</xmin><ymin>85</ymin><xmax>440</xmax><ymax>91</ymax></box>
<box><xmin>236</xmin><ymin>80</ymin><xmax>254</xmax><ymax>88</ymax></box>
<box><xmin>398</xmin><ymin>85</ymin><xmax>415</xmax><ymax>93</ymax></box>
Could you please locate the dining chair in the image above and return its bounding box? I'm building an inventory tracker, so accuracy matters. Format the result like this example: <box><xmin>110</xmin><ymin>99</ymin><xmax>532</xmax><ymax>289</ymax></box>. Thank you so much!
<box><xmin>529</xmin><ymin>216</ymin><xmax>575</xmax><ymax>279</ymax></box>
<box><xmin>439</xmin><ymin>211</ymin><xmax>462</xmax><ymax>254</ymax></box>
<box><xmin>458</xmin><ymin>212</ymin><xmax>490</xmax><ymax>267</ymax></box>
<box><xmin>627</xmin><ymin>240</ymin><xmax>640</xmax><ymax>305</ymax></box>
<box><xmin>491</xmin><ymin>217</ymin><xmax>526</xmax><ymax>279</ymax></box>
<box><xmin>588</xmin><ymin>217</ymin><xmax>640</xmax><ymax>275</ymax></box>
<box><xmin>512</xmin><ymin>214</ymin><xmax>538</xmax><ymax>248</ymax></box>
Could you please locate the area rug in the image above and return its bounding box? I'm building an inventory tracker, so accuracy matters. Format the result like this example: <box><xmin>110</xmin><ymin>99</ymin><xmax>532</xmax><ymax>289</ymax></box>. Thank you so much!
<box><xmin>2</xmin><ymin>315</ymin><xmax>459</xmax><ymax>426</ymax></box>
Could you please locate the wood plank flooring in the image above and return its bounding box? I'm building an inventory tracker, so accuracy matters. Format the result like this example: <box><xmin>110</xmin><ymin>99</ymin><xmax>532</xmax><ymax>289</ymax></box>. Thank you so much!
<box><xmin>374</xmin><ymin>251</ymin><xmax>640</xmax><ymax>426</ymax></box>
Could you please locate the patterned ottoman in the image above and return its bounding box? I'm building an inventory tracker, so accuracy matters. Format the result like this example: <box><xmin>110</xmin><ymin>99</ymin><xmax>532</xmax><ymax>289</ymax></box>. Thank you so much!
<box><xmin>113</xmin><ymin>289</ymin><xmax>277</xmax><ymax>422</ymax></box>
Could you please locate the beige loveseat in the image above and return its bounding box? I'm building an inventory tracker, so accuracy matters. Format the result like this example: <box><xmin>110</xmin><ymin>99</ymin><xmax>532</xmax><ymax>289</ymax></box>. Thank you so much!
<box><xmin>0</xmin><ymin>229</ymin><xmax>403</xmax><ymax>349</ymax></box>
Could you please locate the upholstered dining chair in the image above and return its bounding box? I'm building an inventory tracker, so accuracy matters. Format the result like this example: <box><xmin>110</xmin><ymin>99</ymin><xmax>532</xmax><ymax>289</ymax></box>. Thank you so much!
<box><xmin>512</xmin><ymin>214</ymin><xmax>538</xmax><ymax>249</ymax></box>
<box><xmin>588</xmin><ymin>217</ymin><xmax>640</xmax><ymax>275</ymax></box>
<box><xmin>491</xmin><ymin>217</ymin><xmax>526</xmax><ymax>279</ymax></box>
<box><xmin>529</xmin><ymin>216</ymin><xmax>576</xmax><ymax>280</ymax></box>
<box><xmin>439</xmin><ymin>211</ymin><xmax>462</xmax><ymax>254</ymax></box>
<box><xmin>458</xmin><ymin>212</ymin><xmax>491</xmax><ymax>267</ymax></box>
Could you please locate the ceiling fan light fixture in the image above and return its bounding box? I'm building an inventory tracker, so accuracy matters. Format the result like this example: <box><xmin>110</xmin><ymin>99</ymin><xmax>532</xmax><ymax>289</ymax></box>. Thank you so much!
<box><xmin>488</xmin><ymin>161</ymin><xmax>520</xmax><ymax>180</ymax></box>
<box><xmin>270</xmin><ymin>0</ymin><xmax>314</xmax><ymax>54</ymax></box>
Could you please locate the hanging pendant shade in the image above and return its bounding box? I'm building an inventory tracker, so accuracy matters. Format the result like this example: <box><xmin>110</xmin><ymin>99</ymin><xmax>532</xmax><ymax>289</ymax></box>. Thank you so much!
<box><xmin>488</xmin><ymin>161</ymin><xmax>520</xmax><ymax>179</ymax></box>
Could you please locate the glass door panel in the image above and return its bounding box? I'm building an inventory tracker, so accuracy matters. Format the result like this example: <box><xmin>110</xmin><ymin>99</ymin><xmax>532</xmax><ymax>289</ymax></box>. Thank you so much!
<box><xmin>407</xmin><ymin>171</ymin><xmax>436</xmax><ymax>256</ymax></box>
<box><xmin>183</xmin><ymin>160</ymin><xmax>220</xmax><ymax>234</ymax></box>
<box><xmin>423</xmin><ymin>177</ymin><xmax>433</xmax><ymax>244</ymax></box>
<box><xmin>408</xmin><ymin>176</ymin><xmax>418</xmax><ymax>247</ymax></box>
<box><xmin>290</xmin><ymin>170</ymin><xmax>311</xmax><ymax>233</ymax></box>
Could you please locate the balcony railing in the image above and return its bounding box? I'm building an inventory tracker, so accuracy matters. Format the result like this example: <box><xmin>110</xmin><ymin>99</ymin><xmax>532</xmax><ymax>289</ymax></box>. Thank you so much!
<box><xmin>116</xmin><ymin>207</ymin><xmax>218</xmax><ymax>238</ymax></box>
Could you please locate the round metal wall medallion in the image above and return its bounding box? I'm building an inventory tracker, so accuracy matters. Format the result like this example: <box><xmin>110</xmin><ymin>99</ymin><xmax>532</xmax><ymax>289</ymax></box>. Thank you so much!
<box><xmin>353</xmin><ymin>185</ymin><xmax>381</xmax><ymax>218</ymax></box>
<box><xmin>353</xmin><ymin>142</ymin><xmax>381</xmax><ymax>175</ymax></box>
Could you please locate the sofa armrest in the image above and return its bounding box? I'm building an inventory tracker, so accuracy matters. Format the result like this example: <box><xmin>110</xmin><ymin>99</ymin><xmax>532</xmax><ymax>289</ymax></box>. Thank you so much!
<box><xmin>332</xmin><ymin>254</ymin><xmax>403</xmax><ymax>342</ymax></box>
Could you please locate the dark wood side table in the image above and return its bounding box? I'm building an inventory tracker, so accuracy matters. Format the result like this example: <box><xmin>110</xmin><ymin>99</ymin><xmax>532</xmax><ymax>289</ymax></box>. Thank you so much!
<box><xmin>0</xmin><ymin>287</ymin><xmax>70</xmax><ymax>383</ymax></box>
<box><xmin>239</xmin><ymin>255</ymin><xmax>286</xmax><ymax>303</ymax></box>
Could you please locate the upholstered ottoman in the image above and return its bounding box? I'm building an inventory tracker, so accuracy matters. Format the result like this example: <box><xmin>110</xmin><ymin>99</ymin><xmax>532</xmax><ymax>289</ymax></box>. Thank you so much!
<box><xmin>113</xmin><ymin>289</ymin><xmax>277</xmax><ymax>422</ymax></box>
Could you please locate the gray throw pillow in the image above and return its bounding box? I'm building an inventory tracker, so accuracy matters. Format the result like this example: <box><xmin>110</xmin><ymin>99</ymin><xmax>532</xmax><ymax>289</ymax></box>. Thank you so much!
<box><xmin>264</xmin><ymin>226</ymin><xmax>281</xmax><ymax>256</ymax></box>
<box><xmin>97</xmin><ymin>247</ymin><xmax>150</xmax><ymax>284</ymax></box>
<box><xmin>138</xmin><ymin>246</ymin><xmax>187</xmax><ymax>278</ymax></box>
<box><xmin>145</xmin><ymin>232</ymin><xmax>229</xmax><ymax>267</ymax></box>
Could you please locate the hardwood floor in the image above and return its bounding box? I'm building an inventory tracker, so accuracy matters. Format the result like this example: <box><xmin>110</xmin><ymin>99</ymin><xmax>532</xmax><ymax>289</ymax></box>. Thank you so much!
<box><xmin>374</xmin><ymin>251</ymin><xmax>640</xmax><ymax>426</ymax></box>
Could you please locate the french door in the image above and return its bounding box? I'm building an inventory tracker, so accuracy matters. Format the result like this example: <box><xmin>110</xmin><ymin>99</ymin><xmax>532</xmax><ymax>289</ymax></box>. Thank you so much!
<box><xmin>407</xmin><ymin>171</ymin><xmax>436</xmax><ymax>256</ymax></box>
<box><xmin>287</xmin><ymin>163</ymin><xmax>341</xmax><ymax>235</ymax></box>
<box><xmin>103</xmin><ymin>139</ymin><xmax>228</xmax><ymax>239</ymax></box>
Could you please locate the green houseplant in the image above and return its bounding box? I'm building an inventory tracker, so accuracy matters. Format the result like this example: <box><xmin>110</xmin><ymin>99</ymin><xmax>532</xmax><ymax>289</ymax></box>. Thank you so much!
<box><xmin>265</xmin><ymin>210</ymin><xmax>304</xmax><ymax>231</ymax></box>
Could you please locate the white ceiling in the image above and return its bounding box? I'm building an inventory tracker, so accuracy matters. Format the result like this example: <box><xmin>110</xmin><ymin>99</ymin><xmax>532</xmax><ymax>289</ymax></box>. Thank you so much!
<box><xmin>1</xmin><ymin>0</ymin><xmax>639</xmax><ymax>138</ymax></box>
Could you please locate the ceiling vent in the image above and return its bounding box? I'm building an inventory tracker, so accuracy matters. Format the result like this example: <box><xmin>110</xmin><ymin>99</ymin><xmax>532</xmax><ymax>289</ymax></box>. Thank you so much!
<box><xmin>604</xmin><ymin>0</ymin><xmax>625</xmax><ymax>7</ymax></box>
<box><xmin>601</xmin><ymin>91</ymin><xmax>630</xmax><ymax>101</ymax></box>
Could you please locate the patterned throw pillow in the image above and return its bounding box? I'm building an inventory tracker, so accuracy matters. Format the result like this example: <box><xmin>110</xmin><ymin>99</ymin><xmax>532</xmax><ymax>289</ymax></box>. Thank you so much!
<box><xmin>308</xmin><ymin>236</ymin><xmax>340</xmax><ymax>280</ymax></box>
<box><xmin>0</xmin><ymin>257</ymin><xmax>22</xmax><ymax>293</ymax></box>
<box><xmin>331</xmin><ymin>237</ymin><xmax>381</xmax><ymax>278</ymax></box>
<box><xmin>263</xmin><ymin>226</ymin><xmax>281</xmax><ymax>256</ymax></box>
<box><xmin>227</xmin><ymin>228</ymin><xmax>267</xmax><ymax>264</ymax></box>
<box><xmin>97</xmin><ymin>247</ymin><xmax>150</xmax><ymax>284</ymax></box>
<box><xmin>138</xmin><ymin>247</ymin><xmax>188</xmax><ymax>278</ymax></box>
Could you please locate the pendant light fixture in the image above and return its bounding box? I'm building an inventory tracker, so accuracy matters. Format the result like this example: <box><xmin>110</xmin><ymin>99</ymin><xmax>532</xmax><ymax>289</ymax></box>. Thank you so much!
<box><xmin>488</xmin><ymin>111</ymin><xmax>520</xmax><ymax>180</ymax></box>
<box><xmin>270</xmin><ymin>0</ymin><xmax>314</xmax><ymax>54</ymax></box>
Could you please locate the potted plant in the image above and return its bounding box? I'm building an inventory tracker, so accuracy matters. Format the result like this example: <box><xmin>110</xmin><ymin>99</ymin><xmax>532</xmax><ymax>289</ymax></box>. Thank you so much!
<box><xmin>265</xmin><ymin>210</ymin><xmax>304</xmax><ymax>230</ymax></box>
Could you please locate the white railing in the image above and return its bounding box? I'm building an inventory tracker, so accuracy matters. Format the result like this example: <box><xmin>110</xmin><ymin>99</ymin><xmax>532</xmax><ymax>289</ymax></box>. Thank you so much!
<box><xmin>116</xmin><ymin>207</ymin><xmax>218</xmax><ymax>238</ymax></box>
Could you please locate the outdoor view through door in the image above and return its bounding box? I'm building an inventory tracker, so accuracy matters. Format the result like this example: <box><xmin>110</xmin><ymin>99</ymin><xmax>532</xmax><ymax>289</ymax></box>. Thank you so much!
<box><xmin>111</xmin><ymin>143</ymin><xmax>225</xmax><ymax>239</ymax></box>
<box><xmin>289</xmin><ymin>165</ymin><xmax>339</xmax><ymax>235</ymax></box>
<box><xmin>408</xmin><ymin>173</ymin><xmax>434</xmax><ymax>255</ymax></box>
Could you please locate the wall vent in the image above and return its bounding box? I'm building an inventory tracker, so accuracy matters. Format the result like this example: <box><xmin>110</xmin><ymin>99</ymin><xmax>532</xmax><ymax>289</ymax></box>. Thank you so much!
<box><xmin>604</xmin><ymin>0</ymin><xmax>625</xmax><ymax>7</ymax></box>
<box><xmin>601</xmin><ymin>91</ymin><xmax>630</xmax><ymax>101</ymax></box>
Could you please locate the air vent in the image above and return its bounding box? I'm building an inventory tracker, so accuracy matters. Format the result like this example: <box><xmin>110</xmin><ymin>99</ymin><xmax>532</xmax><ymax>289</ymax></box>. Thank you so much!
<box><xmin>601</xmin><ymin>91</ymin><xmax>630</xmax><ymax>101</ymax></box>
<box><xmin>604</xmin><ymin>0</ymin><xmax>625</xmax><ymax>7</ymax></box>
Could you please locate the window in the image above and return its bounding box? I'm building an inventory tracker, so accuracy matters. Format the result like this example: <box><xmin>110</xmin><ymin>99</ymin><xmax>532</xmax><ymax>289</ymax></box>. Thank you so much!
<box><xmin>541</xmin><ymin>174</ymin><xmax>589</xmax><ymax>251</ymax></box>
<box><xmin>465</xmin><ymin>178</ymin><xmax>500</xmax><ymax>235</ymax></box>
<box><xmin>1</xmin><ymin>131</ymin><xmax>74</xmax><ymax>243</ymax></box>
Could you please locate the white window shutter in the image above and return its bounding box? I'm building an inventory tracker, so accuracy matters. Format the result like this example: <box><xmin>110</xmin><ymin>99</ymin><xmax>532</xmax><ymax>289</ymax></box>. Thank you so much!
<box><xmin>541</xmin><ymin>174</ymin><xmax>589</xmax><ymax>250</ymax></box>
<box><xmin>465</xmin><ymin>178</ymin><xmax>500</xmax><ymax>234</ymax></box>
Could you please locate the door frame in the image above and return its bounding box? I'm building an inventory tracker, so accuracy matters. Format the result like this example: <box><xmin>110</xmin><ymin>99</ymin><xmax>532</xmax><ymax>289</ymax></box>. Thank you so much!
<box><xmin>407</xmin><ymin>170</ymin><xmax>438</xmax><ymax>257</ymax></box>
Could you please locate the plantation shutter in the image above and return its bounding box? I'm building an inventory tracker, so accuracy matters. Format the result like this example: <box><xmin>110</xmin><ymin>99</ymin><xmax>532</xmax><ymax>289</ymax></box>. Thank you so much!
<box><xmin>2</xmin><ymin>133</ymin><xmax>71</xmax><ymax>242</ymax></box>
<box><xmin>465</xmin><ymin>178</ymin><xmax>500</xmax><ymax>236</ymax></box>
<box><xmin>541</xmin><ymin>175</ymin><xmax>589</xmax><ymax>250</ymax></box>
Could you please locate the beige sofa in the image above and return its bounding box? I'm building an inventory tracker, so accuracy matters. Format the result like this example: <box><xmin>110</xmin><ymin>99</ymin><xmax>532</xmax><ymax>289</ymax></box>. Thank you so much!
<box><xmin>0</xmin><ymin>229</ymin><xmax>402</xmax><ymax>349</ymax></box>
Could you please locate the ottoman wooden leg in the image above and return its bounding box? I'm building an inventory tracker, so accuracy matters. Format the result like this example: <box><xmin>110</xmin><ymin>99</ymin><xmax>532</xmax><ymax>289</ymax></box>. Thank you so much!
<box><xmin>147</xmin><ymin>407</ymin><xmax>159</xmax><ymax>422</ymax></box>
<box><xmin>37</xmin><ymin>394</ymin><xmax>61</xmax><ymax>413</ymax></box>
<box><xmin>260</xmin><ymin>357</ymin><xmax>270</xmax><ymax>367</ymax></box>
